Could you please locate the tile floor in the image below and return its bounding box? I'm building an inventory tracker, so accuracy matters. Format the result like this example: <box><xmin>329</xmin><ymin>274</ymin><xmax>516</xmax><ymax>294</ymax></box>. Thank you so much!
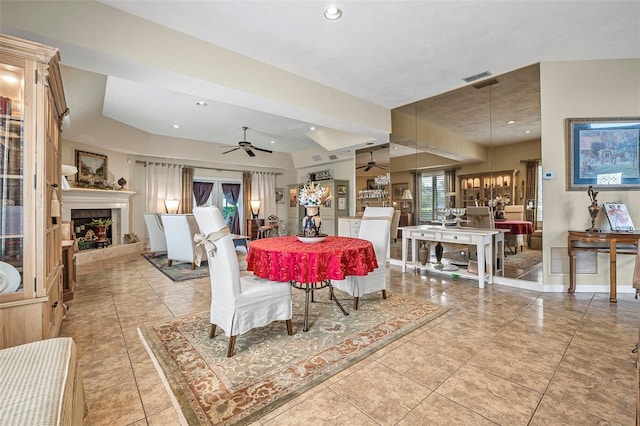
<box><xmin>60</xmin><ymin>252</ymin><xmax>638</xmax><ymax>425</ymax></box>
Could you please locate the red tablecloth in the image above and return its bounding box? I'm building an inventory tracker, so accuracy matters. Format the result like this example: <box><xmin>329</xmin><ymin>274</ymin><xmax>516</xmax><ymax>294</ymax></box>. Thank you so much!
<box><xmin>495</xmin><ymin>220</ymin><xmax>534</xmax><ymax>235</ymax></box>
<box><xmin>247</xmin><ymin>236</ymin><xmax>377</xmax><ymax>283</ymax></box>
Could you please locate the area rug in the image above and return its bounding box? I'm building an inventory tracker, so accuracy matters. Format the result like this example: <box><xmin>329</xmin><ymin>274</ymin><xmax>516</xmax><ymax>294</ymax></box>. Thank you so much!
<box><xmin>139</xmin><ymin>291</ymin><xmax>448</xmax><ymax>425</ymax></box>
<box><xmin>141</xmin><ymin>252</ymin><xmax>247</xmax><ymax>282</ymax></box>
<box><xmin>503</xmin><ymin>248</ymin><xmax>543</xmax><ymax>271</ymax></box>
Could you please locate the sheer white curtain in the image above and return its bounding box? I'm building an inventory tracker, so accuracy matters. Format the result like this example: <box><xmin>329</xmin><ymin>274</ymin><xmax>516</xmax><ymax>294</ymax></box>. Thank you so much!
<box><xmin>250</xmin><ymin>172</ymin><xmax>276</xmax><ymax>219</ymax></box>
<box><xmin>146</xmin><ymin>163</ymin><xmax>183</xmax><ymax>213</ymax></box>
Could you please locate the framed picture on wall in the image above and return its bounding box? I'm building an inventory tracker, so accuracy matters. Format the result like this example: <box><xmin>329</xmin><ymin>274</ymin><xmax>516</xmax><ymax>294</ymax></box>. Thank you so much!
<box><xmin>566</xmin><ymin>117</ymin><xmax>640</xmax><ymax>190</ymax></box>
<box><xmin>392</xmin><ymin>182</ymin><xmax>408</xmax><ymax>200</ymax></box>
<box><xmin>76</xmin><ymin>150</ymin><xmax>108</xmax><ymax>184</ymax></box>
<box><xmin>275</xmin><ymin>188</ymin><xmax>284</xmax><ymax>204</ymax></box>
<box><xmin>366</xmin><ymin>179</ymin><xmax>376</xmax><ymax>190</ymax></box>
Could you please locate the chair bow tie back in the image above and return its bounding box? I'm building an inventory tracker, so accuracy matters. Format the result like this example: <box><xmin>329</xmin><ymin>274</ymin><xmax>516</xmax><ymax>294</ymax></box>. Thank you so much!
<box><xmin>194</xmin><ymin>227</ymin><xmax>230</xmax><ymax>267</ymax></box>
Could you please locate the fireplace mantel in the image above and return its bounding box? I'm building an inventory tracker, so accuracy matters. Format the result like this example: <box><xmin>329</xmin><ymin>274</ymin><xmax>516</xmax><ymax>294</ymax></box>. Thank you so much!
<box><xmin>62</xmin><ymin>188</ymin><xmax>136</xmax><ymax>245</ymax></box>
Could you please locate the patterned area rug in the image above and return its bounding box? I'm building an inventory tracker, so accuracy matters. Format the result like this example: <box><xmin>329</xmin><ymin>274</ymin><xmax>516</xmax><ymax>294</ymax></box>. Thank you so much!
<box><xmin>141</xmin><ymin>252</ymin><xmax>247</xmax><ymax>282</ymax></box>
<box><xmin>139</xmin><ymin>290</ymin><xmax>448</xmax><ymax>425</ymax></box>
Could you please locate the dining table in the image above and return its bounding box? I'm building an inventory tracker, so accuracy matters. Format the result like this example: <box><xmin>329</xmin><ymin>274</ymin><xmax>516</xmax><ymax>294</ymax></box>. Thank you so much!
<box><xmin>494</xmin><ymin>220</ymin><xmax>534</xmax><ymax>254</ymax></box>
<box><xmin>246</xmin><ymin>235</ymin><xmax>378</xmax><ymax>331</ymax></box>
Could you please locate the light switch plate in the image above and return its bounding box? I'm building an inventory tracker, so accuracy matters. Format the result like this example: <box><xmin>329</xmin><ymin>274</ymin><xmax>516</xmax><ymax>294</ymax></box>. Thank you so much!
<box><xmin>543</xmin><ymin>171</ymin><xmax>556</xmax><ymax>179</ymax></box>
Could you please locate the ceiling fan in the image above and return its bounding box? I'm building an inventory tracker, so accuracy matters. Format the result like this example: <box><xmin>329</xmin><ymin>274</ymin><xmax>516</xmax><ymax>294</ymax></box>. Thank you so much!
<box><xmin>356</xmin><ymin>151</ymin><xmax>387</xmax><ymax>172</ymax></box>
<box><xmin>222</xmin><ymin>126</ymin><xmax>273</xmax><ymax>157</ymax></box>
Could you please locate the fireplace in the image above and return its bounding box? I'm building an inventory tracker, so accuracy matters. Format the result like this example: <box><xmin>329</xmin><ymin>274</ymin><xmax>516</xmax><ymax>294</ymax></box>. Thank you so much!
<box><xmin>62</xmin><ymin>188</ymin><xmax>135</xmax><ymax>246</ymax></box>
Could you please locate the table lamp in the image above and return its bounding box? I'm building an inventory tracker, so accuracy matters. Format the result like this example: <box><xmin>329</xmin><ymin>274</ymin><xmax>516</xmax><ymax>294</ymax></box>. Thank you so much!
<box><xmin>401</xmin><ymin>189</ymin><xmax>413</xmax><ymax>211</ymax></box>
<box><xmin>250</xmin><ymin>200</ymin><xmax>261</xmax><ymax>218</ymax></box>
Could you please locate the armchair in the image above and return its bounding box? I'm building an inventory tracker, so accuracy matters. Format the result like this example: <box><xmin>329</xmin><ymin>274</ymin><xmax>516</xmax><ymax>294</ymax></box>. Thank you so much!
<box><xmin>504</xmin><ymin>205</ymin><xmax>525</xmax><ymax>253</ymax></box>
<box><xmin>143</xmin><ymin>213</ymin><xmax>167</xmax><ymax>257</ymax></box>
<box><xmin>161</xmin><ymin>214</ymin><xmax>200</xmax><ymax>270</ymax></box>
<box><xmin>193</xmin><ymin>206</ymin><xmax>292</xmax><ymax>357</ymax></box>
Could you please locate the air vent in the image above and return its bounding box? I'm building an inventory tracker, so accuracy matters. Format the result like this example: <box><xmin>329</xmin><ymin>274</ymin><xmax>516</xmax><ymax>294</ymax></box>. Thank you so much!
<box><xmin>472</xmin><ymin>78</ymin><xmax>499</xmax><ymax>89</ymax></box>
<box><xmin>328</xmin><ymin>154</ymin><xmax>338</xmax><ymax>160</ymax></box>
<box><xmin>462</xmin><ymin>71</ymin><xmax>492</xmax><ymax>83</ymax></box>
<box><xmin>312</xmin><ymin>155</ymin><xmax>322</xmax><ymax>161</ymax></box>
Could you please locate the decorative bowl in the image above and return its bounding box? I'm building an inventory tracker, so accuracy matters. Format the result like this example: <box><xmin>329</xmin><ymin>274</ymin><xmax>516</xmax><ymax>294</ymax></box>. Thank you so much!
<box><xmin>297</xmin><ymin>234</ymin><xmax>328</xmax><ymax>244</ymax></box>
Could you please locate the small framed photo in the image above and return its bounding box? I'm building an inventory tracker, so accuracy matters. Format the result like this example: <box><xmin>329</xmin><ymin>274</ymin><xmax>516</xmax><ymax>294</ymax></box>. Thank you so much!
<box><xmin>275</xmin><ymin>188</ymin><xmax>284</xmax><ymax>204</ymax></box>
<box><xmin>603</xmin><ymin>202</ymin><xmax>635</xmax><ymax>232</ymax></box>
<box><xmin>337</xmin><ymin>184</ymin><xmax>347</xmax><ymax>195</ymax></box>
<box><xmin>338</xmin><ymin>197</ymin><xmax>346</xmax><ymax>210</ymax></box>
<box><xmin>76</xmin><ymin>150</ymin><xmax>108</xmax><ymax>183</ymax></box>
<box><xmin>566</xmin><ymin>117</ymin><xmax>640</xmax><ymax>191</ymax></box>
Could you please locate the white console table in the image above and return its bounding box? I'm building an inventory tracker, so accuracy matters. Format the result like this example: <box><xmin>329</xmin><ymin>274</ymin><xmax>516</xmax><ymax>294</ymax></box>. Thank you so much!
<box><xmin>398</xmin><ymin>225</ymin><xmax>503</xmax><ymax>288</ymax></box>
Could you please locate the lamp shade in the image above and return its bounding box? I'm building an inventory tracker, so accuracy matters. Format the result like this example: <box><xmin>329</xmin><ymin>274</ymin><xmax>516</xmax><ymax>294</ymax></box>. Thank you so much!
<box><xmin>250</xmin><ymin>200</ymin><xmax>261</xmax><ymax>217</ymax></box>
<box><xmin>401</xmin><ymin>189</ymin><xmax>413</xmax><ymax>200</ymax></box>
<box><xmin>164</xmin><ymin>199</ymin><xmax>180</xmax><ymax>214</ymax></box>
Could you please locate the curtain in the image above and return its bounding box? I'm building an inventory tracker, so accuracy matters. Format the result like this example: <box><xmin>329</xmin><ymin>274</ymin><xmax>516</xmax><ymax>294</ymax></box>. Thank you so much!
<box><xmin>243</xmin><ymin>172</ymin><xmax>252</xmax><ymax>234</ymax></box>
<box><xmin>525</xmin><ymin>160</ymin><xmax>539</xmax><ymax>227</ymax></box>
<box><xmin>193</xmin><ymin>182</ymin><xmax>213</xmax><ymax>207</ymax></box>
<box><xmin>145</xmin><ymin>163</ymin><xmax>182</xmax><ymax>213</ymax></box>
<box><xmin>181</xmin><ymin>167</ymin><xmax>194</xmax><ymax>213</ymax></box>
<box><xmin>251</xmin><ymin>172</ymin><xmax>276</xmax><ymax>220</ymax></box>
<box><xmin>222</xmin><ymin>183</ymin><xmax>241</xmax><ymax>234</ymax></box>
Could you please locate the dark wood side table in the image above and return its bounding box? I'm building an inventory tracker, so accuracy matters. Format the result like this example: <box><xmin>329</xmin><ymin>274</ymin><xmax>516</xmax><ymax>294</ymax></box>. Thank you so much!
<box><xmin>567</xmin><ymin>230</ymin><xmax>639</xmax><ymax>303</ymax></box>
<box><xmin>246</xmin><ymin>218</ymin><xmax>264</xmax><ymax>240</ymax></box>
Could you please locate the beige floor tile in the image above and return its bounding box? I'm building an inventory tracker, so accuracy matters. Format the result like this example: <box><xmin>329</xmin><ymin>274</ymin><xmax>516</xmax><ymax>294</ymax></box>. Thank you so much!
<box><xmin>76</xmin><ymin>334</ymin><xmax>128</xmax><ymax>366</ymax></box>
<box><xmin>84</xmin><ymin>379</ymin><xmax>146</xmax><ymax>426</ymax></box>
<box><xmin>545</xmin><ymin>367</ymin><xmax>635</xmax><ymax>424</ymax></box>
<box><xmin>561</xmin><ymin>345</ymin><xmax>637</xmax><ymax>390</ymax></box>
<box><xmin>436</xmin><ymin>365</ymin><xmax>542</xmax><ymax>426</ymax></box>
<box><xmin>411</xmin><ymin>325</ymin><xmax>488</xmax><ymax>362</ymax></box>
<box><xmin>530</xmin><ymin>395</ymin><xmax>612</xmax><ymax>425</ymax></box>
<box><xmin>258</xmin><ymin>383</ymin><xmax>327</xmax><ymax>423</ymax></box>
<box><xmin>146</xmin><ymin>406</ymin><xmax>185</xmax><ymax>426</ymax></box>
<box><xmin>81</xmin><ymin>351</ymin><xmax>135</xmax><ymax>394</ymax></box>
<box><xmin>330</xmin><ymin>361</ymin><xmax>431</xmax><ymax>425</ymax></box>
<box><xmin>263</xmin><ymin>386</ymin><xmax>378</xmax><ymax>426</ymax></box>
<box><xmin>397</xmin><ymin>393</ymin><xmax>498</xmax><ymax>425</ymax></box>
<box><xmin>378</xmin><ymin>341</ymin><xmax>463</xmax><ymax>390</ymax></box>
<box><xmin>136</xmin><ymin>371</ymin><xmax>174</xmax><ymax>417</ymax></box>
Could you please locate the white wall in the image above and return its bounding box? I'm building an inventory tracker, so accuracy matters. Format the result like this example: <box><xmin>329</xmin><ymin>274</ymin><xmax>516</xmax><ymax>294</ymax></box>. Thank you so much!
<box><xmin>540</xmin><ymin>58</ymin><xmax>640</xmax><ymax>288</ymax></box>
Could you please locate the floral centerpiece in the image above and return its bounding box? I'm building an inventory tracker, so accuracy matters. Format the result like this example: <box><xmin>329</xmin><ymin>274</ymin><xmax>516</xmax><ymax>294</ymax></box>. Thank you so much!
<box><xmin>298</xmin><ymin>182</ymin><xmax>332</xmax><ymax>236</ymax></box>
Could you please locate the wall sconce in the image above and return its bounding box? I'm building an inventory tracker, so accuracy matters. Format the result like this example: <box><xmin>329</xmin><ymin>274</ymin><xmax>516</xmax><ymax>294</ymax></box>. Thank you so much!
<box><xmin>164</xmin><ymin>199</ymin><xmax>180</xmax><ymax>214</ymax></box>
<box><xmin>250</xmin><ymin>200</ymin><xmax>261</xmax><ymax>218</ymax></box>
<box><xmin>401</xmin><ymin>189</ymin><xmax>413</xmax><ymax>211</ymax></box>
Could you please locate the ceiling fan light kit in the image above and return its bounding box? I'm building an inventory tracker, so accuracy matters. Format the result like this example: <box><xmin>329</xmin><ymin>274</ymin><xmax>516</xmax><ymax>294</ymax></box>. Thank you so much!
<box><xmin>222</xmin><ymin>126</ymin><xmax>273</xmax><ymax>157</ymax></box>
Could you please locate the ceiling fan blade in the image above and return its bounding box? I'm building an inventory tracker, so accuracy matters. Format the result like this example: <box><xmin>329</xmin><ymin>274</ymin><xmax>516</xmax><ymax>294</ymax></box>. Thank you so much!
<box><xmin>253</xmin><ymin>146</ymin><xmax>273</xmax><ymax>154</ymax></box>
<box><xmin>375</xmin><ymin>164</ymin><xmax>388</xmax><ymax>170</ymax></box>
<box><xmin>355</xmin><ymin>165</ymin><xmax>367</xmax><ymax>170</ymax></box>
<box><xmin>222</xmin><ymin>147</ymin><xmax>241</xmax><ymax>154</ymax></box>
<box><xmin>364</xmin><ymin>165</ymin><xmax>373</xmax><ymax>172</ymax></box>
<box><xmin>245</xmin><ymin>148</ymin><xmax>256</xmax><ymax>157</ymax></box>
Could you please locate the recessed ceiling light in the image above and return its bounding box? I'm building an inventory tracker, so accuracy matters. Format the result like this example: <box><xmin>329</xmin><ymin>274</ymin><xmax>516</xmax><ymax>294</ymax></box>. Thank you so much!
<box><xmin>524</xmin><ymin>130</ymin><xmax>531</xmax><ymax>134</ymax></box>
<box><xmin>195</xmin><ymin>101</ymin><xmax>207</xmax><ymax>106</ymax></box>
<box><xmin>309</xmin><ymin>126</ymin><xmax>316</xmax><ymax>131</ymax></box>
<box><xmin>172</xmin><ymin>124</ymin><xmax>180</xmax><ymax>129</ymax></box>
<box><xmin>393</xmin><ymin>146</ymin><xmax>398</xmax><ymax>150</ymax></box>
<box><xmin>507</xmin><ymin>120</ymin><xmax>515</xmax><ymax>125</ymax></box>
<box><xmin>324</xmin><ymin>6</ymin><xmax>342</xmax><ymax>20</ymax></box>
<box><xmin>270</xmin><ymin>140</ymin><xmax>275</xmax><ymax>144</ymax></box>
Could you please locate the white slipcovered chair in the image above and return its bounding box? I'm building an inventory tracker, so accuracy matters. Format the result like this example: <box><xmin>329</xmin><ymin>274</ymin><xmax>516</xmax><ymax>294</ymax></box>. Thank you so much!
<box><xmin>193</xmin><ymin>206</ymin><xmax>293</xmax><ymax>357</ymax></box>
<box><xmin>504</xmin><ymin>205</ymin><xmax>525</xmax><ymax>253</ymax></box>
<box><xmin>161</xmin><ymin>214</ymin><xmax>200</xmax><ymax>269</ymax></box>
<box><xmin>143</xmin><ymin>213</ymin><xmax>167</xmax><ymax>257</ymax></box>
<box><xmin>332</xmin><ymin>206</ymin><xmax>394</xmax><ymax>310</ymax></box>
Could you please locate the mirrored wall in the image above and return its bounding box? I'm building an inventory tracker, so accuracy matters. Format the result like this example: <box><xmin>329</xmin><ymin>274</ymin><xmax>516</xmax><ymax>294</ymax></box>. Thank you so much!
<box><xmin>387</xmin><ymin>64</ymin><xmax>542</xmax><ymax>282</ymax></box>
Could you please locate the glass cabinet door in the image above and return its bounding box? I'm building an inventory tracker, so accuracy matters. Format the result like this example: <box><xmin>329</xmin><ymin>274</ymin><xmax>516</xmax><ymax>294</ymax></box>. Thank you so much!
<box><xmin>0</xmin><ymin>61</ymin><xmax>25</xmax><ymax>297</ymax></box>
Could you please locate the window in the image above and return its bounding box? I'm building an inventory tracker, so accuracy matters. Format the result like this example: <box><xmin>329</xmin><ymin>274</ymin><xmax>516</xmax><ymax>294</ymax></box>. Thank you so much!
<box><xmin>193</xmin><ymin>178</ymin><xmax>243</xmax><ymax>227</ymax></box>
<box><xmin>418</xmin><ymin>172</ymin><xmax>445</xmax><ymax>222</ymax></box>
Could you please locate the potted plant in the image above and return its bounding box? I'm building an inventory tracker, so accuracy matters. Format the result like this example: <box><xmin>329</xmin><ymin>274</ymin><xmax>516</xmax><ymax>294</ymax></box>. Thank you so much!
<box><xmin>88</xmin><ymin>217</ymin><xmax>112</xmax><ymax>240</ymax></box>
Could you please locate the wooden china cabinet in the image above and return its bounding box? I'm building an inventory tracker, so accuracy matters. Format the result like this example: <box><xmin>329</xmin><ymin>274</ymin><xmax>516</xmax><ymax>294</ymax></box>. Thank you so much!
<box><xmin>0</xmin><ymin>34</ymin><xmax>68</xmax><ymax>348</ymax></box>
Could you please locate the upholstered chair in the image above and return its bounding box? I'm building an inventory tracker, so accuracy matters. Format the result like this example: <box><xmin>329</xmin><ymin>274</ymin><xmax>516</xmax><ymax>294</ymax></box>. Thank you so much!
<box><xmin>143</xmin><ymin>213</ymin><xmax>167</xmax><ymax>257</ymax></box>
<box><xmin>504</xmin><ymin>205</ymin><xmax>525</xmax><ymax>252</ymax></box>
<box><xmin>332</xmin><ymin>206</ymin><xmax>394</xmax><ymax>309</ymax></box>
<box><xmin>160</xmin><ymin>214</ymin><xmax>200</xmax><ymax>269</ymax></box>
<box><xmin>466</xmin><ymin>206</ymin><xmax>495</xmax><ymax>262</ymax></box>
<box><xmin>390</xmin><ymin>209</ymin><xmax>401</xmax><ymax>242</ymax></box>
<box><xmin>192</xmin><ymin>206</ymin><xmax>293</xmax><ymax>357</ymax></box>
